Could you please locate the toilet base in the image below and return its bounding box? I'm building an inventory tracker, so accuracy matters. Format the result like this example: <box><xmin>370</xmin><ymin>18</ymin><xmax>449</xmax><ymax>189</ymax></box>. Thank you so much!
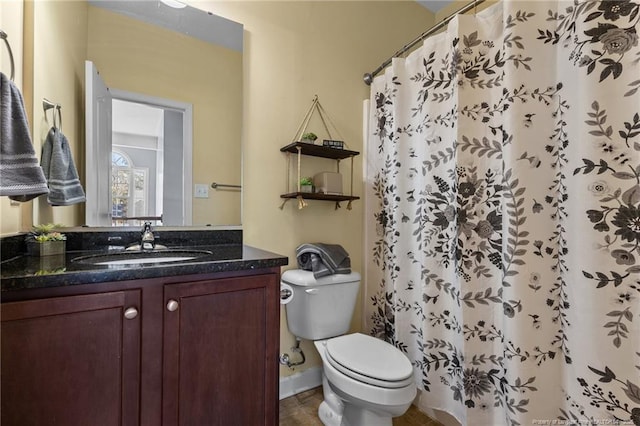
<box><xmin>319</xmin><ymin>399</ymin><xmax>394</xmax><ymax>426</ymax></box>
<box><xmin>342</xmin><ymin>404</ymin><xmax>392</xmax><ymax>426</ymax></box>
<box><xmin>319</xmin><ymin>373</ymin><xmax>344</xmax><ymax>426</ymax></box>
<box><xmin>318</xmin><ymin>373</ymin><xmax>397</xmax><ymax>426</ymax></box>
<box><xmin>319</xmin><ymin>400</ymin><xmax>342</xmax><ymax>426</ymax></box>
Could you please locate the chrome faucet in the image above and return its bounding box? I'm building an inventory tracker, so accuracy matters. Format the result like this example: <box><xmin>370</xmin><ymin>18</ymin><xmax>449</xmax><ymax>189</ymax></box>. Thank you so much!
<box><xmin>140</xmin><ymin>221</ymin><xmax>156</xmax><ymax>250</ymax></box>
<box><xmin>125</xmin><ymin>222</ymin><xmax>166</xmax><ymax>251</ymax></box>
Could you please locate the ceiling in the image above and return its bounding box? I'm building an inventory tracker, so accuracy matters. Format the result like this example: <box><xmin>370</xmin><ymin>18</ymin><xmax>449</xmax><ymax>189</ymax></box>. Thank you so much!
<box><xmin>417</xmin><ymin>0</ymin><xmax>457</xmax><ymax>13</ymax></box>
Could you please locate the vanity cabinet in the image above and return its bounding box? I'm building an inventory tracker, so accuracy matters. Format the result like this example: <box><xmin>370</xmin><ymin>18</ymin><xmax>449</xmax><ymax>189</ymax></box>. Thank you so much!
<box><xmin>162</xmin><ymin>274</ymin><xmax>279</xmax><ymax>426</ymax></box>
<box><xmin>1</xmin><ymin>290</ymin><xmax>141</xmax><ymax>426</ymax></box>
<box><xmin>0</xmin><ymin>269</ymin><xmax>280</xmax><ymax>426</ymax></box>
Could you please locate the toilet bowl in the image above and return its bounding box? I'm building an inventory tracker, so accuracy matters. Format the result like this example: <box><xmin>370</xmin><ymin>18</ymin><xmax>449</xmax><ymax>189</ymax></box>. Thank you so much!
<box><xmin>314</xmin><ymin>334</ymin><xmax>416</xmax><ymax>426</ymax></box>
<box><xmin>281</xmin><ymin>269</ymin><xmax>416</xmax><ymax>426</ymax></box>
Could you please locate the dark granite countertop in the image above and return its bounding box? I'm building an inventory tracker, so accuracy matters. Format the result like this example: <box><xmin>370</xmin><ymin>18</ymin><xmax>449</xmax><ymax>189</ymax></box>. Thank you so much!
<box><xmin>1</xmin><ymin>229</ymin><xmax>288</xmax><ymax>293</ymax></box>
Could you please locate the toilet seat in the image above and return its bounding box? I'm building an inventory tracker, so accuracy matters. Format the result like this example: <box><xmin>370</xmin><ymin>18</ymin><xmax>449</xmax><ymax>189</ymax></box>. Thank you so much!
<box><xmin>325</xmin><ymin>333</ymin><xmax>414</xmax><ymax>389</ymax></box>
<box><xmin>315</xmin><ymin>338</ymin><xmax>417</xmax><ymax>410</ymax></box>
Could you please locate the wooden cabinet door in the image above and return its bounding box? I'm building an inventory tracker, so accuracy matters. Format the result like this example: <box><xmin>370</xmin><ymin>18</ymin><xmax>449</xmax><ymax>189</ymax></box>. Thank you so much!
<box><xmin>162</xmin><ymin>274</ymin><xmax>279</xmax><ymax>426</ymax></box>
<box><xmin>1</xmin><ymin>290</ymin><xmax>141</xmax><ymax>426</ymax></box>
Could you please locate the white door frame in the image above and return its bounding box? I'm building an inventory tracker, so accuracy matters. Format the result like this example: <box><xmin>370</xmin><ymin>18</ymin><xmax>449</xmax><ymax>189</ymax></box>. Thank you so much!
<box><xmin>85</xmin><ymin>61</ymin><xmax>113</xmax><ymax>226</ymax></box>
<box><xmin>110</xmin><ymin>89</ymin><xmax>193</xmax><ymax>226</ymax></box>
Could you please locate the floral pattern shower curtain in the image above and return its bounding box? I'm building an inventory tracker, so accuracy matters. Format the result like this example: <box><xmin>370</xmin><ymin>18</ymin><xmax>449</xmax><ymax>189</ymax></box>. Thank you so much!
<box><xmin>364</xmin><ymin>1</ymin><xmax>640</xmax><ymax>425</ymax></box>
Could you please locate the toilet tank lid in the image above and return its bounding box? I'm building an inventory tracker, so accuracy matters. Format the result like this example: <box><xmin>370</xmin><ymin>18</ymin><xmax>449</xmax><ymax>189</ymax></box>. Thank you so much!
<box><xmin>281</xmin><ymin>269</ymin><xmax>361</xmax><ymax>287</ymax></box>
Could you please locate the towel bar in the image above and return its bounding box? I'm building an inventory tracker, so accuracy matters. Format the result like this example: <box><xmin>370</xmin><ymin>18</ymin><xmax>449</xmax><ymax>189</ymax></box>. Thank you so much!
<box><xmin>210</xmin><ymin>182</ymin><xmax>241</xmax><ymax>189</ymax></box>
<box><xmin>112</xmin><ymin>215</ymin><xmax>163</xmax><ymax>221</ymax></box>
<box><xmin>0</xmin><ymin>29</ymin><xmax>15</xmax><ymax>81</ymax></box>
<box><xmin>43</xmin><ymin>98</ymin><xmax>63</xmax><ymax>130</ymax></box>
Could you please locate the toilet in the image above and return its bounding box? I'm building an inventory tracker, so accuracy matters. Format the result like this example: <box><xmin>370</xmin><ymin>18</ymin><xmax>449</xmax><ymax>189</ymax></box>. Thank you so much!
<box><xmin>282</xmin><ymin>269</ymin><xmax>416</xmax><ymax>426</ymax></box>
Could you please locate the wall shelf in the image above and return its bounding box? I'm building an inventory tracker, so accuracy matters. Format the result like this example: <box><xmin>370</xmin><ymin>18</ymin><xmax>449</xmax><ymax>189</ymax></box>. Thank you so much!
<box><xmin>280</xmin><ymin>142</ymin><xmax>359</xmax><ymax>160</ymax></box>
<box><xmin>280</xmin><ymin>192</ymin><xmax>360</xmax><ymax>202</ymax></box>
<box><xmin>280</xmin><ymin>142</ymin><xmax>360</xmax><ymax>210</ymax></box>
<box><xmin>280</xmin><ymin>95</ymin><xmax>360</xmax><ymax>210</ymax></box>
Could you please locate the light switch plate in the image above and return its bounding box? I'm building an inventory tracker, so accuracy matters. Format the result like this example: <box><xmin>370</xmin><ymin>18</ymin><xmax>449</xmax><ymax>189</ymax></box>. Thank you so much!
<box><xmin>194</xmin><ymin>184</ymin><xmax>209</xmax><ymax>198</ymax></box>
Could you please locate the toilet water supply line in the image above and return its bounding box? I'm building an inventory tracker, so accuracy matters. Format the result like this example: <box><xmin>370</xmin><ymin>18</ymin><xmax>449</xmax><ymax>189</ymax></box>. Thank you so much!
<box><xmin>279</xmin><ymin>338</ymin><xmax>306</xmax><ymax>369</ymax></box>
<box><xmin>279</xmin><ymin>284</ymin><xmax>306</xmax><ymax>368</ymax></box>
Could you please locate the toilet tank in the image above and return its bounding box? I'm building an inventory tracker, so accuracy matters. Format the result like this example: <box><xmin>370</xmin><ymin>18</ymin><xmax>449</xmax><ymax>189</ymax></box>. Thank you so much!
<box><xmin>282</xmin><ymin>269</ymin><xmax>361</xmax><ymax>340</ymax></box>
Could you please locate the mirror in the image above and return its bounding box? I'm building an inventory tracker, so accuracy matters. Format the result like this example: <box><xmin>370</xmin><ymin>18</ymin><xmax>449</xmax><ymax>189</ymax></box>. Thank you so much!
<box><xmin>31</xmin><ymin>0</ymin><xmax>243</xmax><ymax>227</ymax></box>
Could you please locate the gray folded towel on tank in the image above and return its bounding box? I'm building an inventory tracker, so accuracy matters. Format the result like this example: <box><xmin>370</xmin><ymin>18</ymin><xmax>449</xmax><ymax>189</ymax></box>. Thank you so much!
<box><xmin>296</xmin><ymin>243</ymin><xmax>351</xmax><ymax>279</ymax></box>
<box><xmin>40</xmin><ymin>127</ymin><xmax>86</xmax><ymax>206</ymax></box>
<box><xmin>0</xmin><ymin>72</ymin><xmax>49</xmax><ymax>201</ymax></box>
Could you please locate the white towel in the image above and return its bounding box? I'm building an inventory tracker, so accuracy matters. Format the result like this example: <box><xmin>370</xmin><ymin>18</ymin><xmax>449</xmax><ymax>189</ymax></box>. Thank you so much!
<box><xmin>40</xmin><ymin>127</ymin><xmax>86</xmax><ymax>206</ymax></box>
<box><xmin>0</xmin><ymin>72</ymin><xmax>49</xmax><ymax>201</ymax></box>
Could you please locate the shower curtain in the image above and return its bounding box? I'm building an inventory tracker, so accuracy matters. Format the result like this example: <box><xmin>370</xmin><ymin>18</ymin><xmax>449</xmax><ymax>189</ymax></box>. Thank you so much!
<box><xmin>364</xmin><ymin>1</ymin><xmax>640</xmax><ymax>425</ymax></box>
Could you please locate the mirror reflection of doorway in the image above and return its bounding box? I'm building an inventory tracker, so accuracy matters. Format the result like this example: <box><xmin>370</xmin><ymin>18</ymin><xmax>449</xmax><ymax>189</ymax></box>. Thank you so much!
<box><xmin>110</xmin><ymin>97</ymin><xmax>190</xmax><ymax>227</ymax></box>
<box><xmin>111</xmin><ymin>148</ymin><xmax>150</xmax><ymax>227</ymax></box>
<box><xmin>85</xmin><ymin>60</ymin><xmax>193</xmax><ymax>227</ymax></box>
<box><xmin>111</xmin><ymin>100</ymin><xmax>162</xmax><ymax>227</ymax></box>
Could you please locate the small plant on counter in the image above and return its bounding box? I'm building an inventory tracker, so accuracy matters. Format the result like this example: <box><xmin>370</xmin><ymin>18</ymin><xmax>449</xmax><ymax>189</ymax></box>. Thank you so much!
<box><xmin>27</xmin><ymin>223</ymin><xmax>67</xmax><ymax>243</ymax></box>
<box><xmin>26</xmin><ymin>224</ymin><xmax>67</xmax><ymax>257</ymax></box>
<box><xmin>301</xmin><ymin>132</ymin><xmax>318</xmax><ymax>143</ymax></box>
<box><xmin>27</xmin><ymin>223</ymin><xmax>66</xmax><ymax>242</ymax></box>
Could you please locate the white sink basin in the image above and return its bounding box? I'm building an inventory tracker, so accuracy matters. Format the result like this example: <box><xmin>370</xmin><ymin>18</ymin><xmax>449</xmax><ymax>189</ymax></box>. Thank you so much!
<box><xmin>93</xmin><ymin>255</ymin><xmax>199</xmax><ymax>265</ymax></box>
<box><xmin>72</xmin><ymin>249</ymin><xmax>212</xmax><ymax>266</ymax></box>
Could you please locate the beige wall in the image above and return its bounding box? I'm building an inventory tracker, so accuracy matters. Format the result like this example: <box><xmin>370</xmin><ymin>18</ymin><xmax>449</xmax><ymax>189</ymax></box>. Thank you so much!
<box><xmin>1</xmin><ymin>0</ymin><xmax>87</xmax><ymax>235</ymax></box>
<box><xmin>435</xmin><ymin>0</ymin><xmax>497</xmax><ymax>23</ymax></box>
<box><xmin>87</xmin><ymin>6</ymin><xmax>243</xmax><ymax>226</ymax></box>
<box><xmin>0</xmin><ymin>0</ymin><xmax>28</xmax><ymax>235</ymax></box>
<box><xmin>31</xmin><ymin>0</ymin><xmax>88</xmax><ymax>228</ymax></box>
<box><xmin>195</xmin><ymin>0</ymin><xmax>434</xmax><ymax>377</ymax></box>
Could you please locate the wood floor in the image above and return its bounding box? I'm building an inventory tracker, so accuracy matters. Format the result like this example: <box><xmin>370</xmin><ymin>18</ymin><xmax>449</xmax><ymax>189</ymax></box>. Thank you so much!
<box><xmin>279</xmin><ymin>387</ymin><xmax>442</xmax><ymax>426</ymax></box>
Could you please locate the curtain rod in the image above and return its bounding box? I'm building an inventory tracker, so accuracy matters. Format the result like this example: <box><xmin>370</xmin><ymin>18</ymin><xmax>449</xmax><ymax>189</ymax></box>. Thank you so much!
<box><xmin>363</xmin><ymin>0</ymin><xmax>487</xmax><ymax>85</ymax></box>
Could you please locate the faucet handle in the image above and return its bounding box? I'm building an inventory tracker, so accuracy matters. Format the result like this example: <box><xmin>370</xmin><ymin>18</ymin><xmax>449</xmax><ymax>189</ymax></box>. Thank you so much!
<box><xmin>140</xmin><ymin>221</ymin><xmax>156</xmax><ymax>251</ymax></box>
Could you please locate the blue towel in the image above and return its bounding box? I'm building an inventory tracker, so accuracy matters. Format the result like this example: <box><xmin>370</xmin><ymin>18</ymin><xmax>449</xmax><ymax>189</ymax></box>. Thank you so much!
<box><xmin>40</xmin><ymin>127</ymin><xmax>85</xmax><ymax>206</ymax></box>
<box><xmin>0</xmin><ymin>72</ymin><xmax>49</xmax><ymax>200</ymax></box>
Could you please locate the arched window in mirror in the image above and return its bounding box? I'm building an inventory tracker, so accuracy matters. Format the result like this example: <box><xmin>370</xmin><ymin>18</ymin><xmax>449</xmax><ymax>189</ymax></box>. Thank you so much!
<box><xmin>111</xmin><ymin>150</ymin><xmax>149</xmax><ymax>227</ymax></box>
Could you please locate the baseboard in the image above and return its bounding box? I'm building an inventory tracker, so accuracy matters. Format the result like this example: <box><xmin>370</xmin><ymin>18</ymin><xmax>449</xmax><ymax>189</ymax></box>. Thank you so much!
<box><xmin>279</xmin><ymin>366</ymin><xmax>323</xmax><ymax>400</ymax></box>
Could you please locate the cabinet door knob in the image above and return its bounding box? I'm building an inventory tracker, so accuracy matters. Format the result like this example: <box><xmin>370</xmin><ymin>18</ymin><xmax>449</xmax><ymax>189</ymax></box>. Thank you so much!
<box><xmin>124</xmin><ymin>307</ymin><xmax>138</xmax><ymax>319</ymax></box>
<box><xmin>166</xmin><ymin>300</ymin><xmax>179</xmax><ymax>312</ymax></box>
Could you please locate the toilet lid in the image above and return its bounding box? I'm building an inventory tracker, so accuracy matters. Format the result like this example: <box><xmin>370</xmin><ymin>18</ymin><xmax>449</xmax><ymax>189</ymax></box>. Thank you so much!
<box><xmin>325</xmin><ymin>333</ymin><xmax>414</xmax><ymax>388</ymax></box>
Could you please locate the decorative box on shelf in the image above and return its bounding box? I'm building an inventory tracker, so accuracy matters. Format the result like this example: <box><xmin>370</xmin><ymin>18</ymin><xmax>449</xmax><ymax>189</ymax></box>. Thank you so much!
<box><xmin>314</xmin><ymin>172</ymin><xmax>342</xmax><ymax>195</ymax></box>
<box><xmin>322</xmin><ymin>139</ymin><xmax>344</xmax><ymax>149</ymax></box>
